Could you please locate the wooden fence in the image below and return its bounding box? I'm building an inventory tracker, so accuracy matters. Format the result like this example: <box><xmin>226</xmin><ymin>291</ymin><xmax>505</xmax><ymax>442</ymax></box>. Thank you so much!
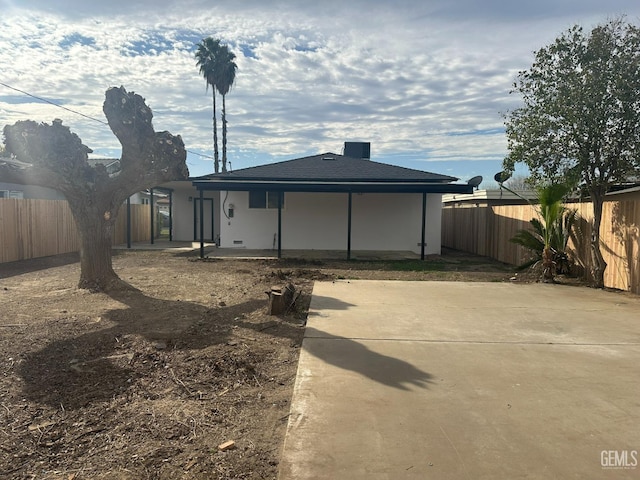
<box><xmin>0</xmin><ymin>199</ymin><xmax>152</xmax><ymax>264</ymax></box>
<box><xmin>442</xmin><ymin>193</ymin><xmax>640</xmax><ymax>294</ymax></box>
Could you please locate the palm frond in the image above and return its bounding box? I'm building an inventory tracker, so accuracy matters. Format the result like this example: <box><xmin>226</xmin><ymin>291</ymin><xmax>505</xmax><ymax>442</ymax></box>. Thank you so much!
<box><xmin>509</xmin><ymin>184</ymin><xmax>577</xmax><ymax>276</ymax></box>
<box><xmin>510</xmin><ymin>228</ymin><xmax>544</xmax><ymax>255</ymax></box>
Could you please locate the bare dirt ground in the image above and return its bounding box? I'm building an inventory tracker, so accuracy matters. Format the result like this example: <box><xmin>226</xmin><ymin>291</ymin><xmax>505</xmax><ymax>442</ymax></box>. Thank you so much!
<box><xmin>0</xmin><ymin>248</ymin><xmax>517</xmax><ymax>479</ymax></box>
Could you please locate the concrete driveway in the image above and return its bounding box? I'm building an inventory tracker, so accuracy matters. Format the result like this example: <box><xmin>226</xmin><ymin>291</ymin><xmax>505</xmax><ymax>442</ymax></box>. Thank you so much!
<box><xmin>278</xmin><ymin>281</ymin><xmax>640</xmax><ymax>479</ymax></box>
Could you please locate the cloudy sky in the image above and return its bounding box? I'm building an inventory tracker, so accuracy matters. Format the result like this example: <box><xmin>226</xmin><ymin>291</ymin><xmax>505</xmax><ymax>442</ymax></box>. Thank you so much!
<box><xmin>1</xmin><ymin>1</ymin><xmax>639</xmax><ymax>187</ymax></box>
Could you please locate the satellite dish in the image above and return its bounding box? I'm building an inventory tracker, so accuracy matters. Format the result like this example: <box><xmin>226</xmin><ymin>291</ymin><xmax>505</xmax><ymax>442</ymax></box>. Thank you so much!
<box><xmin>467</xmin><ymin>176</ymin><xmax>483</xmax><ymax>190</ymax></box>
<box><xmin>494</xmin><ymin>171</ymin><xmax>511</xmax><ymax>184</ymax></box>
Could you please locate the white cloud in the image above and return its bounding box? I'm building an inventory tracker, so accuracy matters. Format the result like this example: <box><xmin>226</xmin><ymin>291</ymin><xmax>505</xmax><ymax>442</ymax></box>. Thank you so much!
<box><xmin>2</xmin><ymin>1</ymin><xmax>640</xmax><ymax>181</ymax></box>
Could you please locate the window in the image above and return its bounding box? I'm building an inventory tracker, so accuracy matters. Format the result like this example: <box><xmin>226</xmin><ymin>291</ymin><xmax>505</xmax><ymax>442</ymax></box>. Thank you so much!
<box><xmin>0</xmin><ymin>190</ymin><xmax>23</xmax><ymax>199</ymax></box>
<box><xmin>267</xmin><ymin>191</ymin><xmax>282</xmax><ymax>209</ymax></box>
<box><xmin>249</xmin><ymin>191</ymin><xmax>284</xmax><ymax>209</ymax></box>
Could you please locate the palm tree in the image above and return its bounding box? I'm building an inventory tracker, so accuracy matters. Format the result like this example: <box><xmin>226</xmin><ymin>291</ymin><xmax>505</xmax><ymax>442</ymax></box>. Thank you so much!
<box><xmin>195</xmin><ymin>38</ymin><xmax>237</xmax><ymax>174</ymax></box>
<box><xmin>215</xmin><ymin>45</ymin><xmax>237</xmax><ymax>173</ymax></box>
<box><xmin>511</xmin><ymin>209</ymin><xmax>577</xmax><ymax>276</ymax></box>
<box><xmin>510</xmin><ymin>183</ymin><xmax>576</xmax><ymax>282</ymax></box>
<box><xmin>195</xmin><ymin>37</ymin><xmax>222</xmax><ymax>173</ymax></box>
<box><xmin>537</xmin><ymin>184</ymin><xmax>573</xmax><ymax>282</ymax></box>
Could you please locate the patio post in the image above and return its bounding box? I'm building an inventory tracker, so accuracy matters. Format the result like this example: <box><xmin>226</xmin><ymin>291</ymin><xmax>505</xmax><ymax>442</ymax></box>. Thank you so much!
<box><xmin>347</xmin><ymin>192</ymin><xmax>352</xmax><ymax>260</ymax></box>
<box><xmin>211</xmin><ymin>192</ymin><xmax>220</xmax><ymax>247</ymax></box>
<box><xmin>277</xmin><ymin>191</ymin><xmax>282</xmax><ymax>259</ymax></box>
<box><xmin>126</xmin><ymin>197</ymin><xmax>131</xmax><ymax>248</ymax></box>
<box><xmin>421</xmin><ymin>192</ymin><xmax>427</xmax><ymax>260</ymax></box>
<box><xmin>199</xmin><ymin>188</ymin><xmax>204</xmax><ymax>258</ymax></box>
<box><xmin>150</xmin><ymin>188</ymin><xmax>155</xmax><ymax>245</ymax></box>
<box><xmin>169</xmin><ymin>190</ymin><xmax>173</xmax><ymax>242</ymax></box>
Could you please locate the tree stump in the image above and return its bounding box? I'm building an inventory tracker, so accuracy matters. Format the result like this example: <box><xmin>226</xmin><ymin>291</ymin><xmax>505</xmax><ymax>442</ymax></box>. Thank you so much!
<box><xmin>266</xmin><ymin>283</ymin><xmax>296</xmax><ymax>315</ymax></box>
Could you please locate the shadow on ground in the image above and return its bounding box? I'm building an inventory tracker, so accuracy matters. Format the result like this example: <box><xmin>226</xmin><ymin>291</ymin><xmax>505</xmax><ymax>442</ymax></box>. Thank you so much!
<box><xmin>303</xmin><ymin>327</ymin><xmax>434</xmax><ymax>391</ymax></box>
<box><xmin>307</xmin><ymin>294</ymin><xmax>356</xmax><ymax>310</ymax></box>
<box><xmin>0</xmin><ymin>252</ymin><xmax>80</xmax><ymax>279</ymax></box>
<box><xmin>17</xmin><ymin>285</ymin><xmax>301</xmax><ymax>410</ymax></box>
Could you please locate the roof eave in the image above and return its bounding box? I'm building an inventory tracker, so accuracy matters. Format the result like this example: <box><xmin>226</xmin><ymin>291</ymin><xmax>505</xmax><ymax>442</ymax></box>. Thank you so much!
<box><xmin>191</xmin><ymin>179</ymin><xmax>473</xmax><ymax>194</ymax></box>
<box><xmin>193</xmin><ymin>175</ymin><xmax>455</xmax><ymax>183</ymax></box>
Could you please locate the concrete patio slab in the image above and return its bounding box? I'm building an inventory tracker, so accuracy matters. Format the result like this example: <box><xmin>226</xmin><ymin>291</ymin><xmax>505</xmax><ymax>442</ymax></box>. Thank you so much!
<box><xmin>279</xmin><ymin>280</ymin><xmax>640</xmax><ymax>479</ymax></box>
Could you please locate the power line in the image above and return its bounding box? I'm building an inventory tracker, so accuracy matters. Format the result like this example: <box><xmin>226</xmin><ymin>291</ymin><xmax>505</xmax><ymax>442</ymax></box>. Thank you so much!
<box><xmin>0</xmin><ymin>81</ymin><xmax>109</xmax><ymax>126</ymax></box>
<box><xmin>0</xmin><ymin>81</ymin><xmax>215</xmax><ymax>161</ymax></box>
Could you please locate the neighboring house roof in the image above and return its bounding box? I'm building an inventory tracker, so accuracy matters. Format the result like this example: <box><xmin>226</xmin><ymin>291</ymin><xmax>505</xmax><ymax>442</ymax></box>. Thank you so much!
<box><xmin>1</xmin><ymin>156</ymin><xmax>122</xmax><ymax>174</ymax></box>
<box><xmin>192</xmin><ymin>152</ymin><xmax>473</xmax><ymax>194</ymax></box>
<box><xmin>138</xmin><ymin>188</ymin><xmax>170</xmax><ymax>197</ymax></box>
<box><xmin>443</xmin><ymin>182</ymin><xmax>640</xmax><ymax>205</ymax></box>
<box><xmin>606</xmin><ymin>185</ymin><xmax>640</xmax><ymax>196</ymax></box>
<box><xmin>443</xmin><ymin>189</ymin><xmax>538</xmax><ymax>205</ymax></box>
<box><xmin>0</xmin><ymin>156</ymin><xmax>31</xmax><ymax>169</ymax></box>
<box><xmin>87</xmin><ymin>158</ymin><xmax>121</xmax><ymax>176</ymax></box>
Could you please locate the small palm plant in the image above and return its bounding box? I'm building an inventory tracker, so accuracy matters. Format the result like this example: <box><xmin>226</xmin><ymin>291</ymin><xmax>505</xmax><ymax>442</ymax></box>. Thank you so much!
<box><xmin>510</xmin><ymin>183</ymin><xmax>577</xmax><ymax>282</ymax></box>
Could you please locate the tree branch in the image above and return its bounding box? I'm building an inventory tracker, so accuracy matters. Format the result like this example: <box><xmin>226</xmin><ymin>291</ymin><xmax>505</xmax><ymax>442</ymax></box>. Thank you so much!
<box><xmin>101</xmin><ymin>86</ymin><xmax>189</xmax><ymax>201</ymax></box>
<box><xmin>2</xmin><ymin>120</ymin><xmax>95</xmax><ymax>194</ymax></box>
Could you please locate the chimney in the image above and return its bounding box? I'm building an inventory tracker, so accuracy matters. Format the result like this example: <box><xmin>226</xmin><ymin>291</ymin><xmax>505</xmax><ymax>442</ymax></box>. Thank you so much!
<box><xmin>344</xmin><ymin>142</ymin><xmax>370</xmax><ymax>159</ymax></box>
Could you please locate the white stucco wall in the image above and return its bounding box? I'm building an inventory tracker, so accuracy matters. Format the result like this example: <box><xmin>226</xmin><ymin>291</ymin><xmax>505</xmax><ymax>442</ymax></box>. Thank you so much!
<box><xmin>128</xmin><ymin>192</ymin><xmax>144</xmax><ymax>204</ymax></box>
<box><xmin>0</xmin><ymin>182</ymin><xmax>65</xmax><ymax>200</ymax></box>
<box><xmin>352</xmin><ymin>192</ymin><xmax>442</xmax><ymax>254</ymax></box>
<box><xmin>218</xmin><ymin>190</ymin><xmax>282</xmax><ymax>248</ymax></box>
<box><xmin>217</xmin><ymin>190</ymin><xmax>443</xmax><ymax>254</ymax></box>
<box><xmin>281</xmin><ymin>192</ymin><xmax>349</xmax><ymax>250</ymax></box>
<box><xmin>170</xmin><ymin>185</ymin><xmax>195</xmax><ymax>241</ymax></box>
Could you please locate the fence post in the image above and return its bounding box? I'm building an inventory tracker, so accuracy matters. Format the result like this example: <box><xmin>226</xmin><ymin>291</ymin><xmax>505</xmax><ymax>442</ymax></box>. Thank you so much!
<box><xmin>126</xmin><ymin>197</ymin><xmax>131</xmax><ymax>248</ymax></box>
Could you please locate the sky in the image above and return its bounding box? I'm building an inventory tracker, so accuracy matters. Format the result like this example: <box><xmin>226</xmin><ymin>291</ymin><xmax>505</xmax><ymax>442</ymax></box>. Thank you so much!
<box><xmin>1</xmin><ymin>1</ymin><xmax>639</xmax><ymax>188</ymax></box>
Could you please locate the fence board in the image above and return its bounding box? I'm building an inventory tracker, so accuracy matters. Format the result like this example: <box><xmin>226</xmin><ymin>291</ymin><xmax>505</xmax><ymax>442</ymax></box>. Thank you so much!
<box><xmin>0</xmin><ymin>199</ymin><xmax>153</xmax><ymax>263</ymax></box>
<box><xmin>442</xmin><ymin>196</ymin><xmax>640</xmax><ymax>295</ymax></box>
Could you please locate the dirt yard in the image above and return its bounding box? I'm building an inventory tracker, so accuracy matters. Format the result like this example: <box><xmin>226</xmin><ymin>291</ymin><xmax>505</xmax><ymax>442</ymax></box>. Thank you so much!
<box><xmin>0</xmin><ymin>248</ymin><xmax>516</xmax><ymax>479</ymax></box>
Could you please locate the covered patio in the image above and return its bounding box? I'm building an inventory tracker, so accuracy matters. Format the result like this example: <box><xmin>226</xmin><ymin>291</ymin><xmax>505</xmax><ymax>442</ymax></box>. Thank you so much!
<box><xmin>190</xmin><ymin>148</ymin><xmax>473</xmax><ymax>261</ymax></box>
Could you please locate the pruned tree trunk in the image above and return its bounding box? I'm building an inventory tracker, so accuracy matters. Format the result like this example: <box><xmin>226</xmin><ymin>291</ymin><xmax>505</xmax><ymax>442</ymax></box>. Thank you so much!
<box><xmin>77</xmin><ymin>222</ymin><xmax>119</xmax><ymax>290</ymax></box>
<box><xmin>590</xmin><ymin>193</ymin><xmax>607</xmax><ymax>288</ymax></box>
<box><xmin>2</xmin><ymin>86</ymin><xmax>188</xmax><ymax>292</ymax></box>
<box><xmin>266</xmin><ymin>283</ymin><xmax>296</xmax><ymax>315</ymax></box>
<box><xmin>69</xmin><ymin>202</ymin><xmax>120</xmax><ymax>291</ymax></box>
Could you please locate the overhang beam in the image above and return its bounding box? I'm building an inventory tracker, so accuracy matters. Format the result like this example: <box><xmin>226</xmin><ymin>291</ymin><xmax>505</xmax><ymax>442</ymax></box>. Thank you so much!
<box><xmin>191</xmin><ymin>180</ymin><xmax>473</xmax><ymax>195</ymax></box>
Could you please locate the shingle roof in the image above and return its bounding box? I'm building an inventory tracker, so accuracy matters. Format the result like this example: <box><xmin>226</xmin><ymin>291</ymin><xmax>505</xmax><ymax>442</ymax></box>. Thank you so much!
<box><xmin>193</xmin><ymin>153</ymin><xmax>458</xmax><ymax>183</ymax></box>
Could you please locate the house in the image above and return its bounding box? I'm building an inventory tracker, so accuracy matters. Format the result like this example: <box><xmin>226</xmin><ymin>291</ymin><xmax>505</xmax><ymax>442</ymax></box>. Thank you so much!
<box><xmin>0</xmin><ymin>156</ymin><xmax>65</xmax><ymax>199</ymax></box>
<box><xmin>176</xmin><ymin>142</ymin><xmax>473</xmax><ymax>259</ymax></box>
<box><xmin>605</xmin><ymin>183</ymin><xmax>640</xmax><ymax>200</ymax></box>
<box><xmin>86</xmin><ymin>158</ymin><xmax>121</xmax><ymax>177</ymax></box>
<box><xmin>2</xmin><ymin>157</ymin><xmax>125</xmax><ymax>201</ymax></box>
<box><xmin>86</xmin><ymin>158</ymin><xmax>170</xmax><ymax>211</ymax></box>
<box><xmin>443</xmin><ymin>181</ymin><xmax>640</xmax><ymax>208</ymax></box>
<box><xmin>442</xmin><ymin>188</ymin><xmax>538</xmax><ymax>207</ymax></box>
<box><xmin>0</xmin><ymin>181</ymin><xmax>64</xmax><ymax>200</ymax></box>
